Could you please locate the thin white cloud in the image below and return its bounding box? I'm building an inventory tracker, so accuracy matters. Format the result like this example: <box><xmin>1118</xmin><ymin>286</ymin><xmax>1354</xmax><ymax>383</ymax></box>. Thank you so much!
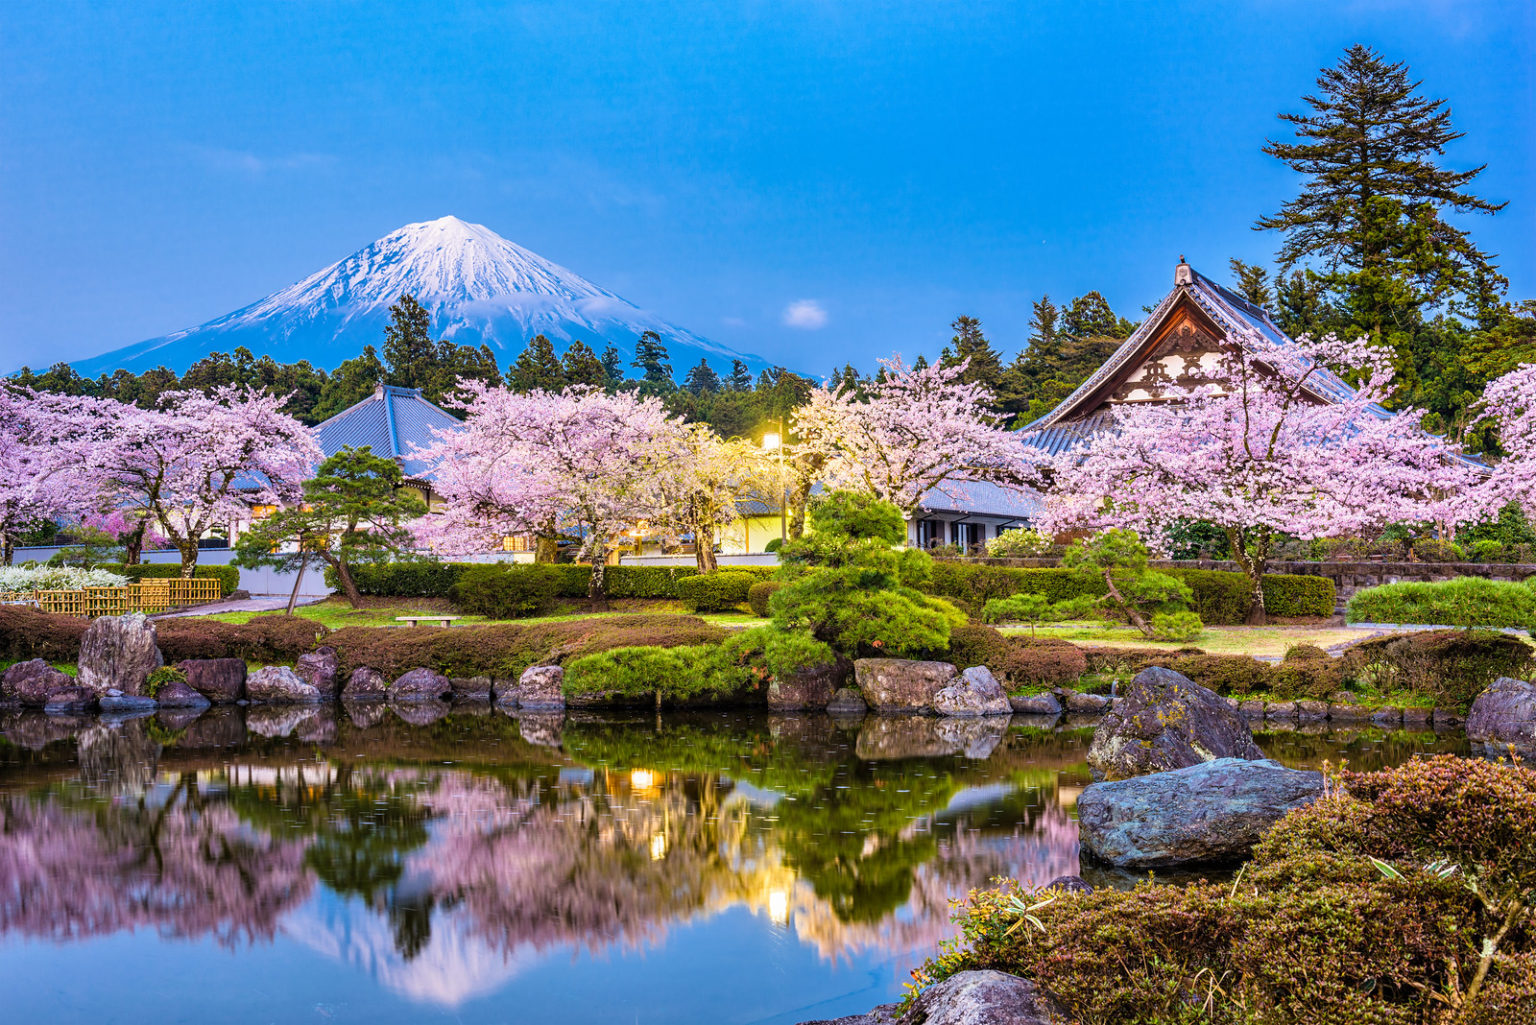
<box><xmin>782</xmin><ymin>299</ymin><xmax>828</xmax><ymax>330</ymax></box>
<box><xmin>186</xmin><ymin>145</ymin><xmax>335</xmax><ymax>176</ymax></box>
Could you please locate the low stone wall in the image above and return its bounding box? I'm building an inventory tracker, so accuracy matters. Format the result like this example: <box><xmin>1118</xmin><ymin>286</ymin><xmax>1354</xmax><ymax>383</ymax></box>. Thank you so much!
<box><xmin>958</xmin><ymin>556</ymin><xmax>1536</xmax><ymax>611</ymax></box>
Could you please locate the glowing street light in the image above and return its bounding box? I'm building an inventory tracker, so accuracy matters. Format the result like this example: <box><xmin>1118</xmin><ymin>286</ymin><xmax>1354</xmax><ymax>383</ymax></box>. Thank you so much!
<box><xmin>762</xmin><ymin>426</ymin><xmax>786</xmax><ymax>543</ymax></box>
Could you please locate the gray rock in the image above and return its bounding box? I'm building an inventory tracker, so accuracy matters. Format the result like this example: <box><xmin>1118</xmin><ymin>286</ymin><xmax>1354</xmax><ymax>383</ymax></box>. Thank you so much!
<box><xmin>934</xmin><ymin>715</ymin><xmax>1010</xmax><ymax>759</ymax></box>
<box><xmin>826</xmin><ymin>686</ymin><xmax>867</xmax><ymax>714</ymax></box>
<box><xmin>293</xmin><ymin>646</ymin><xmax>339</xmax><ymax>698</ymax></box>
<box><xmin>450</xmin><ymin>675</ymin><xmax>493</xmax><ymax>700</ymax></box>
<box><xmin>179</xmin><ymin>658</ymin><xmax>247</xmax><ymax>703</ymax></box>
<box><xmin>1009</xmin><ymin>691</ymin><xmax>1062</xmax><ymax>715</ymax></box>
<box><xmin>899</xmin><ymin>970</ymin><xmax>1070</xmax><ymax>1025</ymax></box>
<box><xmin>1265</xmin><ymin>700</ymin><xmax>1299</xmax><ymax>720</ymax></box>
<box><xmin>389</xmin><ymin>668</ymin><xmax>451</xmax><ymax>703</ymax></box>
<box><xmin>1296</xmin><ymin>699</ymin><xmax>1329</xmax><ymax>722</ymax></box>
<box><xmin>1433</xmin><ymin>708</ymin><xmax>1463</xmax><ymax>728</ymax></box>
<box><xmin>1043</xmin><ymin>874</ymin><xmax>1093</xmax><ymax>894</ymax></box>
<box><xmin>1087</xmin><ymin>666</ymin><xmax>1265</xmax><ymax>782</ymax></box>
<box><xmin>2</xmin><ymin>659</ymin><xmax>78</xmax><ymax>707</ymax></box>
<box><xmin>77</xmin><ymin>613</ymin><xmax>163</xmax><ymax>697</ymax></box>
<box><xmin>490</xmin><ymin>676</ymin><xmax>518</xmax><ymax>705</ymax></box>
<box><xmin>1371</xmin><ymin>707</ymin><xmax>1403</xmax><ymax>727</ymax></box>
<box><xmin>515</xmin><ymin>665</ymin><xmax>566</xmax><ymax>710</ymax></box>
<box><xmin>1238</xmin><ymin>699</ymin><xmax>1266</xmax><ymax>719</ymax></box>
<box><xmin>342</xmin><ymin>666</ymin><xmax>389</xmax><ymax>701</ymax></box>
<box><xmin>44</xmin><ymin>685</ymin><xmax>97</xmax><ymax>713</ymax></box>
<box><xmin>1401</xmin><ymin>706</ymin><xmax>1432</xmax><ymax>728</ymax></box>
<box><xmin>769</xmin><ymin>661</ymin><xmax>846</xmax><ymax>711</ymax></box>
<box><xmin>1329</xmin><ymin>702</ymin><xmax>1371</xmax><ymax>722</ymax></box>
<box><xmin>1078</xmin><ymin>757</ymin><xmax>1324</xmax><ymax>868</ymax></box>
<box><xmin>1064</xmin><ymin>691</ymin><xmax>1110</xmax><ymax>714</ymax></box>
<box><xmin>797</xmin><ymin>1006</ymin><xmax>900</xmax><ymax>1025</ymax></box>
<box><xmin>100</xmin><ymin>692</ymin><xmax>157</xmax><ymax>713</ymax></box>
<box><xmin>154</xmin><ymin>679</ymin><xmax>210</xmax><ymax>710</ymax></box>
<box><xmin>246</xmin><ymin>666</ymin><xmax>323</xmax><ymax>704</ymax></box>
<box><xmin>1467</xmin><ymin>677</ymin><xmax>1536</xmax><ymax>752</ymax></box>
<box><xmin>933</xmin><ymin>666</ymin><xmax>1011</xmax><ymax>717</ymax></box>
<box><xmin>853</xmin><ymin>658</ymin><xmax>957</xmax><ymax>713</ymax></box>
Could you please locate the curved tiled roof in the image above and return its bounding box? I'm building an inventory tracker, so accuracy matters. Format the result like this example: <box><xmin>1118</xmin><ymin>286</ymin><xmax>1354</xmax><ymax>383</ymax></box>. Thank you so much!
<box><xmin>314</xmin><ymin>384</ymin><xmax>462</xmax><ymax>479</ymax></box>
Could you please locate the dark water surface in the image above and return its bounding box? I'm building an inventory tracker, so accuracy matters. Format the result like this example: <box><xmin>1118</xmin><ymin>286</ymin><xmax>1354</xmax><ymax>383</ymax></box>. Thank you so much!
<box><xmin>0</xmin><ymin>706</ymin><xmax>1467</xmax><ymax>1025</ymax></box>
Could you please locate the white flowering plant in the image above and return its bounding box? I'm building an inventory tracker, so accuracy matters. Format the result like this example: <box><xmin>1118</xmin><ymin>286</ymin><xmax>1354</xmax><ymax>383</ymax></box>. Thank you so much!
<box><xmin>0</xmin><ymin>566</ymin><xmax>131</xmax><ymax>593</ymax></box>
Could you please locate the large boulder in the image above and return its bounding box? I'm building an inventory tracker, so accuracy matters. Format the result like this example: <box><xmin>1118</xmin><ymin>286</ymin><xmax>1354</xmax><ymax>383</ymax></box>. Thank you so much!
<box><xmin>389</xmin><ymin>668</ymin><xmax>451</xmax><ymax>703</ymax></box>
<box><xmin>1064</xmin><ymin>691</ymin><xmax>1110</xmax><ymax>714</ymax></box>
<box><xmin>1087</xmin><ymin>666</ymin><xmax>1265</xmax><ymax>782</ymax></box>
<box><xmin>77</xmin><ymin>613</ymin><xmax>163</xmax><ymax>697</ymax></box>
<box><xmin>827</xmin><ymin>687</ymin><xmax>868</xmax><ymax>715</ymax></box>
<box><xmin>293</xmin><ymin>646</ymin><xmax>340</xmax><ymax>698</ymax></box>
<box><xmin>853</xmin><ymin>659</ymin><xmax>957</xmax><ymax>713</ymax></box>
<box><xmin>450</xmin><ymin>675</ymin><xmax>493</xmax><ymax>701</ymax></box>
<box><xmin>342</xmin><ymin>666</ymin><xmax>389</xmax><ymax>701</ymax></box>
<box><xmin>768</xmin><ymin>661</ymin><xmax>846</xmax><ymax>711</ymax></box>
<box><xmin>1467</xmin><ymin>677</ymin><xmax>1536</xmax><ymax>754</ymax></box>
<box><xmin>100</xmin><ymin>690</ymin><xmax>158</xmax><ymax>713</ymax></box>
<box><xmin>44</xmin><ymin>685</ymin><xmax>98</xmax><ymax>714</ymax></box>
<box><xmin>246</xmin><ymin>666</ymin><xmax>323</xmax><ymax>704</ymax></box>
<box><xmin>179</xmin><ymin>658</ymin><xmax>248</xmax><ymax>703</ymax></box>
<box><xmin>2</xmin><ymin>659</ymin><xmax>79</xmax><ymax>707</ymax></box>
<box><xmin>1009</xmin><ymin>691</ymin><xmax>1062</xmax><ymax>716</ymax></box>
<box><xmin>515</xmin><ymin>665</ymin><xmax>566</xmax><ymax>710</ymax></box>
<box><xmin>897</xmin><ymin>970</ymin><xmax>1070</xmax><ymax>1025</ymax></box>
<box><xmin>933</xmin><ymin>666</ymin><xmax>1011</xmax><ymax>717</ymax></box>
<box><xmin>154</xmin><ymin>678</ymin><xmax>210</xmax><ymax>710</ymax></box>
<box><xmin>1077</xmin><ymin>757</ymin><xmax>1325</xmax><ymax>868</ymax></box>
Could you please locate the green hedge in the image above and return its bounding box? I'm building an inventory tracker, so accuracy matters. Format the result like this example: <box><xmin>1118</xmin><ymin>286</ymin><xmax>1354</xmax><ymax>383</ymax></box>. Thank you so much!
<box><xmin>343</xmin><ymin>560</ymin><xmax>776</xmax><ymax>602</ymax></box>
<box><xmin>926</xmin><ymin>562</ymin><xmax>1334</xmax><ymax>622</ymax></box>
<box><xmin>676</xmin><ymin>571</ymin><xmax>758</xmax><ymax>612</ymax></box>
<box><xmin>100</xmin><ymin>562</ymin><xmax>241</xmax><ymax>598</ymax></box>
<box><xmin>748</xmin><ymin>581</ymin><xmax>783</xmax><ymax>618</ymax></box>
<box><xmin>1346</xmin><ymin>577</ymin><xmax>1536</xmax><ymax>631</ymax></box>
<box><xmin>449</xmin><ymin>563</ymin><xmax>562</xmax><ymax>618</ymax></box>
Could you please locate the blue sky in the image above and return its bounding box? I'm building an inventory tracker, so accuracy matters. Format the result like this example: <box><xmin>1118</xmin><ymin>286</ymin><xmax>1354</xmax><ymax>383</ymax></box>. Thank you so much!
<box><xmin>2</xmin><ymin>0</ymin><xmax>1532</xmax><ymax>376</ymax></box>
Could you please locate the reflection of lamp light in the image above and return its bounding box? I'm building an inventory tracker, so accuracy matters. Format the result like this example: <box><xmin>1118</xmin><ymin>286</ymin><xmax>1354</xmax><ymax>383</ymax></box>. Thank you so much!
<box><xmin>768</xmin><ymin>888</ymin><xmax>789</xmax><ymax>925</ymax></box>
<box><xmin>650</xmin><ymin>832</ymin><xmax>667</xmax><ymax>861</ymax></box>
<box><xmin>630</xmin><ymin>768</ymin><xmax>656</xmax><ymax>791</ymax></box>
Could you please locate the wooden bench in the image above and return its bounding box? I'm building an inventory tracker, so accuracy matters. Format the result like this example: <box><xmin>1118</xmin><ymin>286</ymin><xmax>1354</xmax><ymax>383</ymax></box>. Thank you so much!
<box><xmin>394</xmin><ymin>615</ymin><xmax>462</xmax><ymax>628</ymax></box>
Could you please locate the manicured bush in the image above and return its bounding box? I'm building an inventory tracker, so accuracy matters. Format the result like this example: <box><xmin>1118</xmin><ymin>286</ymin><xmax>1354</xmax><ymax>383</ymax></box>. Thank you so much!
<box><xmin>99</xmin><ymin>562</ymin><xmax>242</xmax><ymax>597</ymax></box>
<box><xmin>156</xmin><ymin>614</ymin><xmax>324</xmax><ymax>664</ymax></box>
<box><xmin>1340</xmin><ymin>628</ymin><xmax>1534</xmax><ymax>712</ymax></box>
<box><xmin>1282</xmin><ymin>643</ymin><xmax>1329</xmax><ymax>662</ymax></box>
<box><xmin>747</xmin><ymin>581</ymin><xmax>783</xmax><ymax>618</ymax></box>
<box><xmin>914</xmin><ymin>757</ymin><xmax>1536</xmax><ymax>1025</ymax></box>
<box><xmin>945</xmin><ymin>623</ymin><xmax>1087</xmax><ymax>689</ymax></box>
<box><xmin>343</xmin><ymin>560</ymin><xmax>470</xmax><ymax>598</ymax></box>
<box><xmin>1148</xmin><ymin>610</ymin><xmax>1202</xmax><ymax>643</ymax></box>
<box><xmin>1167</xmin><ymin>654</ymin><xmax>1273</xmax><ymax>695</ymax></box>
<box><xmin>1077</xmin><ymin>645</ymin><xmax>1205</xmax><ymax>675</ymax></box>
<box><xmin>1259</xmin><ymin>573</ymin><xmax>1336</xmax><ymax>617</ymax></box>
<box><xmin>1347</xmin><ymin>576</ymin><xmax>1536</xmax><ymax>631</ymax></box>
<box><xmin>0</xmin><ymin>606</ymin><xmax>86</xmax><ymax>663</ymax></box>
<box><xmin>325</xmin><ymin>614</ymin><xmax>729</xmax><ymax>679</ymax></box>
<box><xmin>343</xmin><ymin>559</ymin><xmax>774</xmax><ymax>601</ymax></box>
<box><xmin>1469</xmin><ymin>539</ymin><xmax>1507</xmax><ymax>563</ymax></box>
<box><xmin>1412</xmin><ymin>537</ymin><xmax>1466</xmax><ymax>563</ymax></box>
<box><xmin>676</xmin><ymin>570</ymin><xmax>758</xmax><ymax>612</ymax></box>
<box><xmin>563</xmin><ymin>642</ymin><xmax>757</xmax><ymax>704</ymax></box>
<box><xmin>449</xmin><ymin>563</ymin><xmax>563</xmax><ymax>618</ymax></box>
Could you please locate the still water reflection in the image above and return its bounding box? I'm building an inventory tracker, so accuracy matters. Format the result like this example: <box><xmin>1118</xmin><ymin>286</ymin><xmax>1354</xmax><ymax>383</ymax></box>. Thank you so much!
<box><xmin>0</xmin><ymin>706</ymin><xmax>1466</xmax><ymax>1024</ymax></box>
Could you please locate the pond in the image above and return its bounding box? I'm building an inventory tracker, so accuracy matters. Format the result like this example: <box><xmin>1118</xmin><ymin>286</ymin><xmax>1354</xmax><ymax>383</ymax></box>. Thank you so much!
<box><xmin>0</xmin><ymin>706</ymin><xmax>1468</xmax><ymax>1025</ymax></box>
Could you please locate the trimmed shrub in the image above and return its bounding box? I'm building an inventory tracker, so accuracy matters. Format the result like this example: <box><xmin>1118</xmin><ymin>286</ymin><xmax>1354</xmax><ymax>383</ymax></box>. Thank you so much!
<box><xmin>1167</xmin><ymin>654</ymin><xmax>1273</xmax><ymax>695</ymax></box>
<box><xmin>1149</xmin><ymin>611</ymin><xmax>1202</xmax><ymax>643</ymax></box>
<box><xmin>914</xmin><ymin>757</ymin><xmax>1536</xmax><ymax>1025</ymax></box>
<box><xmin>946</xmin><ymin>623</ymin><xmax>1087</xmax><ymax>689</ymax></box>
<box><xmin>156</xmin><ymin>614</ymin><xmax>324</xmax><ymax>664</ymax></box>
<box><xmin>343</xmin><ymin>559</ymin><xmax>774</xmax><ymax>601</ymax></box>
<box><xmin>676</xmin><ymin>571</ymin><xmax>757</xmax><ymax>612</ymax></box>
<box><xmin>1261</xmin><ymin>573</ymin><xmax>1336</xmax><ymax>617</ymax></box>
<box><xmin>1347</xmin><ymin>576</ymin><xmax>1536</xmax><ymax>630</ymax></box>
<box><xmin>101</xmin><ymin>563</ymin><xmax>241</xmax><ymax>597</ymax></box>
<box><xmin>1340</xmin><ymin>628</ymin><xmax>1534</xmax><ymax>712</ymax></box>
<box><xmin>747</xmin><ymin>581</ymin><xmax>782</xmax><ymax>618</ymax></box>
<box><xmin>1412</xmin><ymin>537</ymin><xmax>1466</xmax><ymax>563</ymax></box>
<box><xmin>325</xmin><ymin>614</ymin><xmax>729</xmax><ymax>679</ymax></box>
<box><xmin>342</xmin><ymin>560</ymin><xmax>469</xmax><ymax>598</ymax></box>
<box><xmin>0</xmin><ymin>606</ymin><xmax>87</xmax><ymax>663</ymax></box>
<box><xmin>1078</xmin><ymin>645</ymin><xmax>1205</xmax><ymax>675</ymax></box>
<box><xmin>1282</xmin><ymin>643</ymin><xmax>1329</xmax><ymax>662</ymax></box>
<box><xmin>1469</xmin><ymin>539</ymin><xmax>1506</xmax><ymax>563</ymax></box>
<box><xmin>563</xmin><ymin>642</ymin><xmax>756</xmax><ymax>704</ymax></box>
<box><xmin>449</xmin><ymin>563</ymin><xmax>562</xmax><ymax>618</ymax></box>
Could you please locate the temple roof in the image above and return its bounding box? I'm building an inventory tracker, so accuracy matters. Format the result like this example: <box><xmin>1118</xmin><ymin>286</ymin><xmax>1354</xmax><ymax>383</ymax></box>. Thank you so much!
<box><xmin>314</xmin><ymin>384</ymin><xmax>461</xmax><ymax>479</ymax></box>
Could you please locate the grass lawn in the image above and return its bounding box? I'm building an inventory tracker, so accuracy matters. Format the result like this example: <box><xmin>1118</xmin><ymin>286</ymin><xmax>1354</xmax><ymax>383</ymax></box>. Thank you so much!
<box><xmin>203</xmin><ymin>597</ymin><xmax>765</xmax><ymax>631</ymax></box>
<box><xmin>1002</xmin><ymin>621</ymin><xmax>1382</xmax><ymax>659</ymax></box>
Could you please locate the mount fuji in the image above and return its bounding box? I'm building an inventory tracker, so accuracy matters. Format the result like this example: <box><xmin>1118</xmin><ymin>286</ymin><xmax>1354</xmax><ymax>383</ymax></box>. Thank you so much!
<box><xmin>70</xmin><ymin>216</ymin><xmax>763</xmax><ymax>377</ymax></box>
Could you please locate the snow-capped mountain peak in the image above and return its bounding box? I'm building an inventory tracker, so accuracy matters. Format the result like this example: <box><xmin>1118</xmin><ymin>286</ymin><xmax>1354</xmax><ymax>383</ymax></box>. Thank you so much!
<box><xmin>69</xmin><ymin>216</ymin><xmax>758</xmax><ymax>377</ymax></box>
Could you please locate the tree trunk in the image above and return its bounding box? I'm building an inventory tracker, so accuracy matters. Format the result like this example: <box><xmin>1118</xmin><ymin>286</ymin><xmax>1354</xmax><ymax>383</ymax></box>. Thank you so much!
<box><xmin>177</xmin><ymin>540</ymin><xmax>199</xmax><ymax>578</ymax></box>
<box><xmin>123</xmin><ymin>518</ymin><xmax>148</xmax><ymax>566</ymax></box>
<box><xmin>693</xmin><ymin>514</ymin><xmax>718</xmax><ymax>573</ymax></box>
<box><xmin>286</xmin><ymin>554</ymin><xmax>308</xmax><ymax>615</ymax></box>
<box><xmin>534</xmin><ymin>519</ymin><xmax>560</xmax><ymax>563</ymax></box>
<box><xmin>587</xmin><ymin>544</ymin><xmax>608</xmax><ymax>609</ymax></box>
<box><xmin>335</xmin><ymin>558</ymin><xmax>364</xmax><ymax>608</ymax></box>
<box><xmin>788</xmin><ymin>480</ymin><xmax>813</xmax><ymax>539</ymax></box>
<box><xmin>1</xmin><ymin>537</ymin><xmax>12</xmax><ymax>567</ymax></box>
<box><xmin>1226</xmin><ymin>527</ymin><xmax>1269</xmax><ymax>625</ymax></box>
<box><xmin>1104</xmin><ymin>569</ymin><xmax>1154</xmax><ymax>638</ymax></box>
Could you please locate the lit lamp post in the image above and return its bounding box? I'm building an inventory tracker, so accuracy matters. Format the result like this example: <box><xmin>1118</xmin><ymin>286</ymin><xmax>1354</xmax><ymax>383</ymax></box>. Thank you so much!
<box><xmin>761</xmin><ymin>429</ymin><xmax>786</xmax><ymax>544</ymax></box>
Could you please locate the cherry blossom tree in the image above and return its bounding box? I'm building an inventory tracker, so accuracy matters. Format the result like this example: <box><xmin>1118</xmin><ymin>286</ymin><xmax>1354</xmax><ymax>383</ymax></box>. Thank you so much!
<box><xmin>1040</xmin><ymin>332</ymin><xmax>1480</xmax><ymax>623</ymax></box>
<box><xmin>76</xmin><ymin>387</ymin><xmax>321</xmax><ymax>576</ymax></box>
<box><xmin>414</xmin><ymin>384</ymin><xmax>685</xmax><ymax>600</ymax></box>
<box><xmin>793</xmin><ymin>357</ymin><xmax>1042</xmax><ymax>523</ymax></box>
<box><xmin>0</xmin><ymin>387</ymin><xmax>98</xmax><ymax>564</ymax></box>
<box><xmin>1473</xmin><ymin>363</ymin><xmax>1536</xmax><ymax>518</ymax></box>
<box><xmin>657</xmin><ymin>426</ymin><xmax>776</xmax><ymax>572</ymax></box>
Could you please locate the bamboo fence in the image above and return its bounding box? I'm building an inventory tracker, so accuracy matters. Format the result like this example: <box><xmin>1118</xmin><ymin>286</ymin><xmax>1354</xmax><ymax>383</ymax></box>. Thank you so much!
<box><xmin>0</xmin><ymin>578</ymin><xmax>223</xmax><ymax>617</ymax></box>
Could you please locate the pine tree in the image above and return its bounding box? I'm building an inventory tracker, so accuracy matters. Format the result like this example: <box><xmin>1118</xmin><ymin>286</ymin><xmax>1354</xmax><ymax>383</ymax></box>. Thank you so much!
<box><xmin>561</xmin><ymin>339</ymin><xmax>609</xmax><ymax>388</ymax></box>
<box><xmin>948</xmin><ymin>315</ymin><xmax>1004</xmax><ymax>392</ymax></box>
<box><xmin>683</xmin><ymin>358</ymin><xmax>721</xmax><ymax>395</ymax></box>
<box><xmin>631</xmin><ymin>331</ymin><xmax>674</xmax><ymax>387</ymax></box>
<box><xmin>911</xmin><ymin>354</ymin><xmax>929</xmax><ymax>371</ymax></box>
<box><xmin>1229</xmin><ymin>259</ymin><xmax>1274</xmax><ymax>309</ymax></box>
<box><xmin>508</xmin><ymin>335</ymin><xmax>566</xmax><ymax>392</ymax></box>
<box><xmin>1257</xmin><ymin>45</ymin><xmax>1506</xmax><ymax>334</ymax></box>
<box><xmin>600</xmin><ymin>344</ymin><xmax>625</xmax><ymax>388</ymax></box>
<box><xmin>726</xmin><ymin>359</ymin><xmax>754</xmax><ymax>392</ymax></box>
<box><xmin>381</xmin><ymin>294</ymin><xmax>438</xmax><ymax>389</ymax></box>
<box><xmin>1028</xmin><ymin>296</ymin><xmax>1059</xmax><ymax>348</ymax></box>
<box><xmin>1061</xmin><ymin>291</ymin><xmax>1132</xmax><ymax>339</ymax></box>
